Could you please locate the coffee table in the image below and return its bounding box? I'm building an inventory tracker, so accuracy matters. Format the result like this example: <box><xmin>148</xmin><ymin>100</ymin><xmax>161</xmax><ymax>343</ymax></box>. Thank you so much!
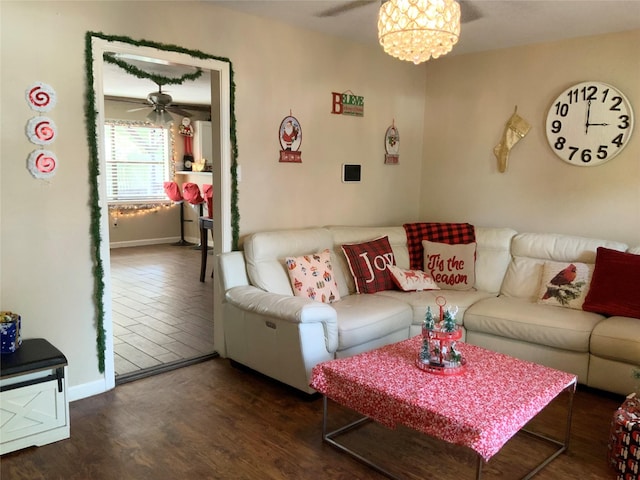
<box><xmin>310</xmin><ymin>336</ymin><xmax>577</xmax><ymax>479</ymax></box>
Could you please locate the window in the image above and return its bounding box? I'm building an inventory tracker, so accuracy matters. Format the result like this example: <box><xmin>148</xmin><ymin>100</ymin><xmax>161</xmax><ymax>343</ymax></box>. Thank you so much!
<box><xmin>104</xmin><ymin>121</ymin><xmax>172</xmax><ymax>203</ymax></box>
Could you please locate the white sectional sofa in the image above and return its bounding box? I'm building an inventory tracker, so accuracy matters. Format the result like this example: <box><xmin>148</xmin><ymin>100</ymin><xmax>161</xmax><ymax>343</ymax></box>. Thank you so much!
<box><xmin>218</xmin><ymin>225</ymin><xmax>639</xmax><ymax>396</ymax></box>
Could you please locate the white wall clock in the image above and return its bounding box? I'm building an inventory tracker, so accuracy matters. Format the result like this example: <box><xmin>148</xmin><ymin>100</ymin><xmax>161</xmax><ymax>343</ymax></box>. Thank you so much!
<box><xmin>545</xmin><ymin>81</ymin><xmax>634</xmax><ymax>166</ymax></box>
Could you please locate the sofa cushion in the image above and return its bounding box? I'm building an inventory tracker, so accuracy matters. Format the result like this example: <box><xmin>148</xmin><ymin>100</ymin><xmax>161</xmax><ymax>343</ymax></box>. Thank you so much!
<box><xmin>536</xmin><ymin>261</ymin><xmax>593</xmax><ymax>310</ymax></box>
<box><xmin>388</xmin><ymin>265</ymin><xmax>439</xmax><ymax>292</ymax></box>
<box><xmin>285</xmin><ymin>249</ymin><xmax>340</xmax><ymax>303</ymax></box>
<box><xmin>590</xmin><ymin>316</ymin><xmax>640</xmax><ymax>365</ymax></box>
<box><xmin>583</xmin><ymin>247</ymin><xmax>640</xmax><ymax>319</ymax></box>
<box><xmin>500</xmin><ymin>232</ymin><xmax>628</xmax><ymax>300</ymax></box>
<box><xmin>244</xmin><ymin>228</ymin><xmax>335</xmax><ymax>295</ymax></box>
<box><xmin>464</xmin><ymin>296</ymin><xmax>605</xmax><ymax>352</ymax></box>
<box><xmin>473</xmin><ymin>227</ymin><xmax>517</xmax><ymax>295</ymax></box>
<box><xmin>422</xmin><ymin>240</ymin><xmax>476</xmax><ymax>291</ymax></box>
<box><xmin>332</xmin><ymin>294</ymin><xmax>412</xmax><ymax>351</ymax></box>
<box><xmin>403</xmin><ymin>222</ymin><xmax>475</xmax><ymax>270</ymax></box>
<box><xmin>342</xmin><ymin>236</ymin><xmax>396</xmax><ymax>294</ymax></box>
<box><xmin>376</xmin><ymin>289</ymin><xmax>494</xmax><ymax>327</ymax></box>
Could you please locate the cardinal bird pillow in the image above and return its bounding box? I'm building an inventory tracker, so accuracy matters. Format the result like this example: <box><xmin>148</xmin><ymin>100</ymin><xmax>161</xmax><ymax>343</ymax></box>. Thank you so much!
<box><xmin>536</xmin><ymin>261</ymin><xmax>594</xmax><ymax>310</ymax></box>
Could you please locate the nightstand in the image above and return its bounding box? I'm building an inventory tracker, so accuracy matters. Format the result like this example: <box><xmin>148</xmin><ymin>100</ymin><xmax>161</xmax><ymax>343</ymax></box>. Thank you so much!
<box><xmin>0</xmin><ymin>338</ymin><xmax>69</xmax><ymax>454</ymax></box>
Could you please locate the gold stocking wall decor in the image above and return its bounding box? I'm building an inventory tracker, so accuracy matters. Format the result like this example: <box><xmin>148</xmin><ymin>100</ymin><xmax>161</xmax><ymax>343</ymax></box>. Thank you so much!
<box><xmin>493</xmin><ymin>106</ymin><xmax>531</xmax><ymax>173</ymax></box>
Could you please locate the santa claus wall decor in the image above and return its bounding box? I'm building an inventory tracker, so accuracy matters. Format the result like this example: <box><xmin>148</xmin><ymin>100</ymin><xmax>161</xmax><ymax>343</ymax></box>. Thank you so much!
<box><xmin>279</xmin><ymin>114</ymin><xmax>302</xmax><ymax>163</ymax></box>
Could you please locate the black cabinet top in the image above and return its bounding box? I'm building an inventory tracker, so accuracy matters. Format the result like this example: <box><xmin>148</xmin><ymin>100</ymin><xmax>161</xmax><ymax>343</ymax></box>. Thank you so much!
<box><xmin>1</xmin><ymin>338</ymin><xmax>67</xmax><ymax>378</ymax></box>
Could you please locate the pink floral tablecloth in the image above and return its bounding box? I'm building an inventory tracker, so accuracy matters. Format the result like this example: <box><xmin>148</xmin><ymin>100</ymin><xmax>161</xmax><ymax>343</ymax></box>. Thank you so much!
<box><xmin>310</xmin><ymin>336</ymin><xmax>576</xmax><ymax>461</ymax></box>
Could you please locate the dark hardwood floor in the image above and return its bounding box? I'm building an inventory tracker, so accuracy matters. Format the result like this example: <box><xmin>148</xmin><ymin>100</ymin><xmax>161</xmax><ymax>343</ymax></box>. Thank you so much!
<box><xmin>0</xmin><ymin>356</ymin><xmax>625</xmax><ymax>480</ymax></box>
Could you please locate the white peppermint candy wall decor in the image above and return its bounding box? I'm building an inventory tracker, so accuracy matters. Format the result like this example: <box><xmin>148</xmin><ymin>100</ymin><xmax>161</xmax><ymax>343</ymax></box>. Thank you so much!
<box><xmin>25</xmin><ymin>82</ymin><xmax>57</xmax><ymax>112</ymax></box>
<box><xmin>26</xmin><ymin>116</ymin><xmax>57</xmax><ymax>145</ymax></box>
<box><xmin>27</xmin><ymin>149</ymin><xmax>58</xmax><ymax>179</ymax></box>
<box><xmin>25</xmin><ymin>82</ymin><xmax>59</xmax><ymax>179</ymax></box>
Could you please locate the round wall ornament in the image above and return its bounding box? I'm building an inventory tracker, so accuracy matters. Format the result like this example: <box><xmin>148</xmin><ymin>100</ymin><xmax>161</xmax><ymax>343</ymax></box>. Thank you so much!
<box><xmin>545</xmin><ymin>81</ymin><xmax>634</xmax><ymax>167</ymax></box>
<box><xmin>26</xmin><ymin>116</ymin><xmax>57</xmax><ymax>145</ymax></box>
<box><xmin>27</xmin><ymin>149</ymin><xmax>58</xmax><ymax>179</ymax></box>
<box><xmin>25</xmin><ymin>82</ymin><xmax>57</xmax><ymax>112</ymax></box>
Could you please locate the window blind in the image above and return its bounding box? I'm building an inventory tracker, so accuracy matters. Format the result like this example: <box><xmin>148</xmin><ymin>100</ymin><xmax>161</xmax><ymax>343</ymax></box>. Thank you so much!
<box><xmin>104</xmin><ymin>122</ymin><xmax>171</xmax><ymax>203</ymax></box>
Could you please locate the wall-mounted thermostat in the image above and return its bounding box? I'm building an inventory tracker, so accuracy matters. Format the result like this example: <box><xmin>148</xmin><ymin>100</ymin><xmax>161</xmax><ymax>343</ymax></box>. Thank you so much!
<box><xmin>342</xmin><ymin>164</ymin><xmax>361</xmax><ymax>183</ymax></box>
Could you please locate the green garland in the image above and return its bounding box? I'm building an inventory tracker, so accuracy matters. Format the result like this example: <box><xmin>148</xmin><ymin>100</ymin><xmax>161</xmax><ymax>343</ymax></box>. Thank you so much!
<box><xmin>85</xmin><ymin>31</ymin><xmax>240</xmax><ymax>372</ymax></box>
<box><xmin>103</xmin><ymin>52</ymin><xmax>204</xmax><ymax>87</ymax></box>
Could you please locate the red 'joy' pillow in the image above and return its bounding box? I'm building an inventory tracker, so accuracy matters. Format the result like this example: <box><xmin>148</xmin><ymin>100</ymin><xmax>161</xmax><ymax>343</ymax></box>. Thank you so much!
<box><xmin>342</xmin><ymin>236</ymin><xmax>396</xmax><ymax>294</ymax></box>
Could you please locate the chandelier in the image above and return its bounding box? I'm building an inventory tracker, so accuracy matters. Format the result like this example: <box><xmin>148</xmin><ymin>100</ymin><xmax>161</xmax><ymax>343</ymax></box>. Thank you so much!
<box><xmin>378</xmin><ymin>0</ymin><xmax>461</xmax><ymax>65</ymax></box>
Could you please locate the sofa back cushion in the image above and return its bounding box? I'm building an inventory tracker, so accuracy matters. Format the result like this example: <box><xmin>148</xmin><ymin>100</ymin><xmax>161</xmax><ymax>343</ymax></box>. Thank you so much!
<box><xmin>501</xmin><ymin>232</ymin><xmax>628</xmax><ymax>301</ymax></box>
<box><xmin>474</xmin><ymin>227</ymin><xmax>517</xmax><ymax>294</ymax></box>
<box><xmin>244</xmin><ymin>228</ymin><xmax>335</xmax><ymax>295</ymax></box>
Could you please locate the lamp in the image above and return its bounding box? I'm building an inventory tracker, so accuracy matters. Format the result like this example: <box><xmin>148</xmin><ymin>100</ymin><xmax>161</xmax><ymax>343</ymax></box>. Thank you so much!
<box><xmin>378</xmin><ymin>0</ymin><xmax>461</xmax><ymax>65</ymax></box>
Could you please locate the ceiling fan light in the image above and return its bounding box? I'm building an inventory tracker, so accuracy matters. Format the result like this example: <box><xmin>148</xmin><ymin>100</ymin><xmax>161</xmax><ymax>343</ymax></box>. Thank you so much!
<box><xmin>378</xmin><ymin>0</ymin><xmax>460</xmax><ymax>65</ymax></box>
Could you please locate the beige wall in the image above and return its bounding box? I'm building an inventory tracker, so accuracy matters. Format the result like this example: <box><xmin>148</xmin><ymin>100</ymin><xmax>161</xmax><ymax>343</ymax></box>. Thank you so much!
<box><xmin>421</xmin><ymin>30</ymin><xmax>640</xmax><ymax>246</ymax></box>
<box><xmin>0</xmin><ymin>1</ymin><xmax>425</xmax><ymax>398</ymax></box>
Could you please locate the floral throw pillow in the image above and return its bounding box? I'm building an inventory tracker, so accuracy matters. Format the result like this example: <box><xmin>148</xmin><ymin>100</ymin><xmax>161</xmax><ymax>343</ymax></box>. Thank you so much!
<box><xmin>388</xmin><ymin>265</ymin><xmax>440</xmax><ymax>292</ymax></box>
<box><xmin>422</xmin><ymin>240</ymin><xmax>476</xmax><ymax>291</ymax></box>
<box><xmin>536</xmin><ymin>261</ymin><xmax>593</xmax><ymax>310</ymax></box>
<box><xmin>285</xmin><ymin>249</ymin><xmax>341</xmax><ymax>304</ymax></box>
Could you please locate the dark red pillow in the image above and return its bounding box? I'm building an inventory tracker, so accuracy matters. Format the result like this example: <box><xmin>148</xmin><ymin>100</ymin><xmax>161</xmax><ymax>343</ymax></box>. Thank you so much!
<box><xmin>582</xmin><ymin>247</ymin><xmax>640</xmax><ymax>319</ymax></box>
<box><xmin>342</xmin><ymin>236</ymin><xmax>396</xmax><ymax>294</ymax></box>
<box><xmin>403</xmin><ymin>222</ymin><xmax>475</xmax><ymax>270</ymax></box>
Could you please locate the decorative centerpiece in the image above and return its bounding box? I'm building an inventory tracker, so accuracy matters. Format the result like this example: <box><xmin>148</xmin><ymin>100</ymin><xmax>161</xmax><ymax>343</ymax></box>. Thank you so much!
<box><xmin>416</xmin><ymin>296</ymin><xmax>466</xmax><ymax>375</ymax></box>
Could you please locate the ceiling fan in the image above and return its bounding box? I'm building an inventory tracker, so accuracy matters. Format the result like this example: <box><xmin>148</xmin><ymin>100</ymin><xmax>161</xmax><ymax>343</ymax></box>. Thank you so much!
<box><xmin>126</xmin><ymin>83</ymin><xmax>193</xmax><ymax>125</ymax></box>
<box><xmin>316</xmin><ymin>0</ymin><xmax>482</xmax><ymax>23</ymax></box>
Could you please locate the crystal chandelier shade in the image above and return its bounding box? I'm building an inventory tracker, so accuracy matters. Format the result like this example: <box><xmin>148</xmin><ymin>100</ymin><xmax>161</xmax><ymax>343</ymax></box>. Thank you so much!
<box><xmin>378</xmin><ymin>0</ymin><xmax>461</xmax><ymax>65</ymax></box>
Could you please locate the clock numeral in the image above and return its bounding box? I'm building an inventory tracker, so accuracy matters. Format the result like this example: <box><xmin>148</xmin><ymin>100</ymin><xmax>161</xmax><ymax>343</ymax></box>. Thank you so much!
<box><xmin>568</xmin><ymin>146</ymin><xmax>579</xmax><ymax>160</ymax></box>
<box><xmin>612</xmin><ymin>133</ymin><xmax>624</xmax><ymax>148</ymax></box>
<box><xmin>554</xmin><ymin>102</ymin><xmax>569</xmax><ymax>117</ymax></box>
<box><xmin>618</xmin><ymin>115</ymin><xmax>630</xmax><ymax>129</ymax></box>
<box><xmin>554</xmin><ymin>136</ymin><xmax>566</xmax><ymax>150</ymax></box>
<box><xmin>580</xmin><ymin>149</ymin><xmax>592</xmax><ymax>163</ymax></box>
<box><xmin>601</xmin><ymin>88</ymin><xmax>610</xmax><ymax>103</ymax></box>
<box><xmin>597</xmin><ymin>145</ymin><xmax>608</xmax><ymax>160</ymax></box>
<box><xmin>610</xmin><ymin>96</ymin><xmax>623</xmax><ymax>111</ymax></box>
<box><xmin>580</xmin><ymin>85</ymin><xmax>597</xmax><ymax>102</ymax></box>
<box><xmin>551</xmin><ymin>120</ymin><xmax>562</xmax><ymax>134</ymax></box>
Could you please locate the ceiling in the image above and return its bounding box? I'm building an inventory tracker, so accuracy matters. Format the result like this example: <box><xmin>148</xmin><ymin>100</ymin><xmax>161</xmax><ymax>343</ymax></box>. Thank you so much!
<box><xmin>103</xmin><ymin>0</ymin><xmax>640</xmax><ymax>106</ymax></box>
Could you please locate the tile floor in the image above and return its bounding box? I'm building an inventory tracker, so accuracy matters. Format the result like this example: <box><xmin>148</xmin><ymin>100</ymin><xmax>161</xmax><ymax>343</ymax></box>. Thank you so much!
<box><xmin>110</xmin><ymin>243</ymin><xmax>215</xmax><ymax>380</ymax></box>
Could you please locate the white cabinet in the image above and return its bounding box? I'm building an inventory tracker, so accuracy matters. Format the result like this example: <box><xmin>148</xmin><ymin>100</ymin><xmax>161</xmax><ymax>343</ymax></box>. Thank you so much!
<box><xmin>0</xmin><ymin>339</ymin><xmax>70</xmax><ymax>454</ymax></box>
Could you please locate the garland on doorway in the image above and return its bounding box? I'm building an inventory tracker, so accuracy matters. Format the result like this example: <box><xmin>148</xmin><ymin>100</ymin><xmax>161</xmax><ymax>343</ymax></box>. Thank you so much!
<box><xmin>102</xmin><ymin>52</ymin><xmax>204</xmax><ymax>87</ymax></box>
<box><xmin>85</xmin><ymin>31</ymin><xmax>240</xmax><ymax>372</ymax></box>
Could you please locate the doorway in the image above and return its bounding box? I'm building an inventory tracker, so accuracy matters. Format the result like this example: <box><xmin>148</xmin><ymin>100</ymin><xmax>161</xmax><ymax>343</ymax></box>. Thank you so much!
<box><xmin>89</xmin><ymin>34</ymin><xmax>234</xmax><ymax>390</ymax></box>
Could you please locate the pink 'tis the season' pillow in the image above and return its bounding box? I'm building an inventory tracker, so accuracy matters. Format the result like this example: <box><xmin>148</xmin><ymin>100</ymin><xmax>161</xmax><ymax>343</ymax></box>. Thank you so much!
<box><xmin>422</xmin><ymin>240</ymin><xmax>476</xmax><ymax>291</ymax></box>
<box><xmin>342</xmin><ymin>236</ymin><xmax>396</xmax><ymax>294</ymax></box>
<box><xmin>388</xmin><ymin>265</ymin><xmax>440</xmax><ymax>292</ymax></box>
<box><xmin>582</xmin><ymin>247</ymin><xmax>640</xmax><ymax>319</ymax></box>
<box><xmin>285</xmin><ymin>249</ymin><xmax>341</xmax><ymax>304</ymax></box>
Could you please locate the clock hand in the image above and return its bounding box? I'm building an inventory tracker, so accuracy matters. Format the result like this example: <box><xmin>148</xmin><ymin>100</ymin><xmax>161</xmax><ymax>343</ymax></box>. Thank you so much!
<box><xmin>587</xmin><ymin>122</ymin><xmax>610</xmax><ymax>126</ymax></box>
<box><xmin>585</xmin><ymin>100</ymin><xmax>591</xmax><ymax>134</ymax></box>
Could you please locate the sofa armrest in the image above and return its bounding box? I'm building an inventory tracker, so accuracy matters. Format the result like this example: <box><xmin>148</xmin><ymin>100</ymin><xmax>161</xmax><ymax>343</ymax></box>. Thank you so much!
<box><xmin>218</xmin><ymin>251</ymin><xmax>250</xmax><ymax>291</ymax></box>
<box><xmin>225</xmin><ymin>285</ymin><xmax>338</xmax><ymax>352</ymax></box>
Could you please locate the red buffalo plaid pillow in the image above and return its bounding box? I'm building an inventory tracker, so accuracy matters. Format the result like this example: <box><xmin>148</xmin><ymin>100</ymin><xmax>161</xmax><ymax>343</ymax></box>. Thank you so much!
<box><xmin>403</xmin><ymin>222</ymin><xmax>475</xmax><ymax>270</ymax></box>
<box><xmin>342</xmin><ymin>236</ymin><xmax>396</xmax><ymax>294</ymax></box>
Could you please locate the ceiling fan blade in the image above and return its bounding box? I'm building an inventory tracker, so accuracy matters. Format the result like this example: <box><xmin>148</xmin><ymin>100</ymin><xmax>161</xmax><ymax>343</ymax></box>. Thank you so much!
<box><xmin>127</xmin><ymin>106</ymin><xmax>149</xmax><ymax>113</ymax></box>
<box><xmin>316</xmin><ymin>0</ymin><xmax>376</xmax><ymax>17</ymax></box>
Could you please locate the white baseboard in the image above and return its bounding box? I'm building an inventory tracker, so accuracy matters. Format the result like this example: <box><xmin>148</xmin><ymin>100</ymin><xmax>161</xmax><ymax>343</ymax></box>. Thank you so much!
<box><xmin>68</xmin><ymin>378</ymin><xmax>111</xmax><ymax>402</ymax></box>
<box><xmin>109</xmin><ymin>236</ymin><xmax>200</xmax><ymax>249</ymax></box>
